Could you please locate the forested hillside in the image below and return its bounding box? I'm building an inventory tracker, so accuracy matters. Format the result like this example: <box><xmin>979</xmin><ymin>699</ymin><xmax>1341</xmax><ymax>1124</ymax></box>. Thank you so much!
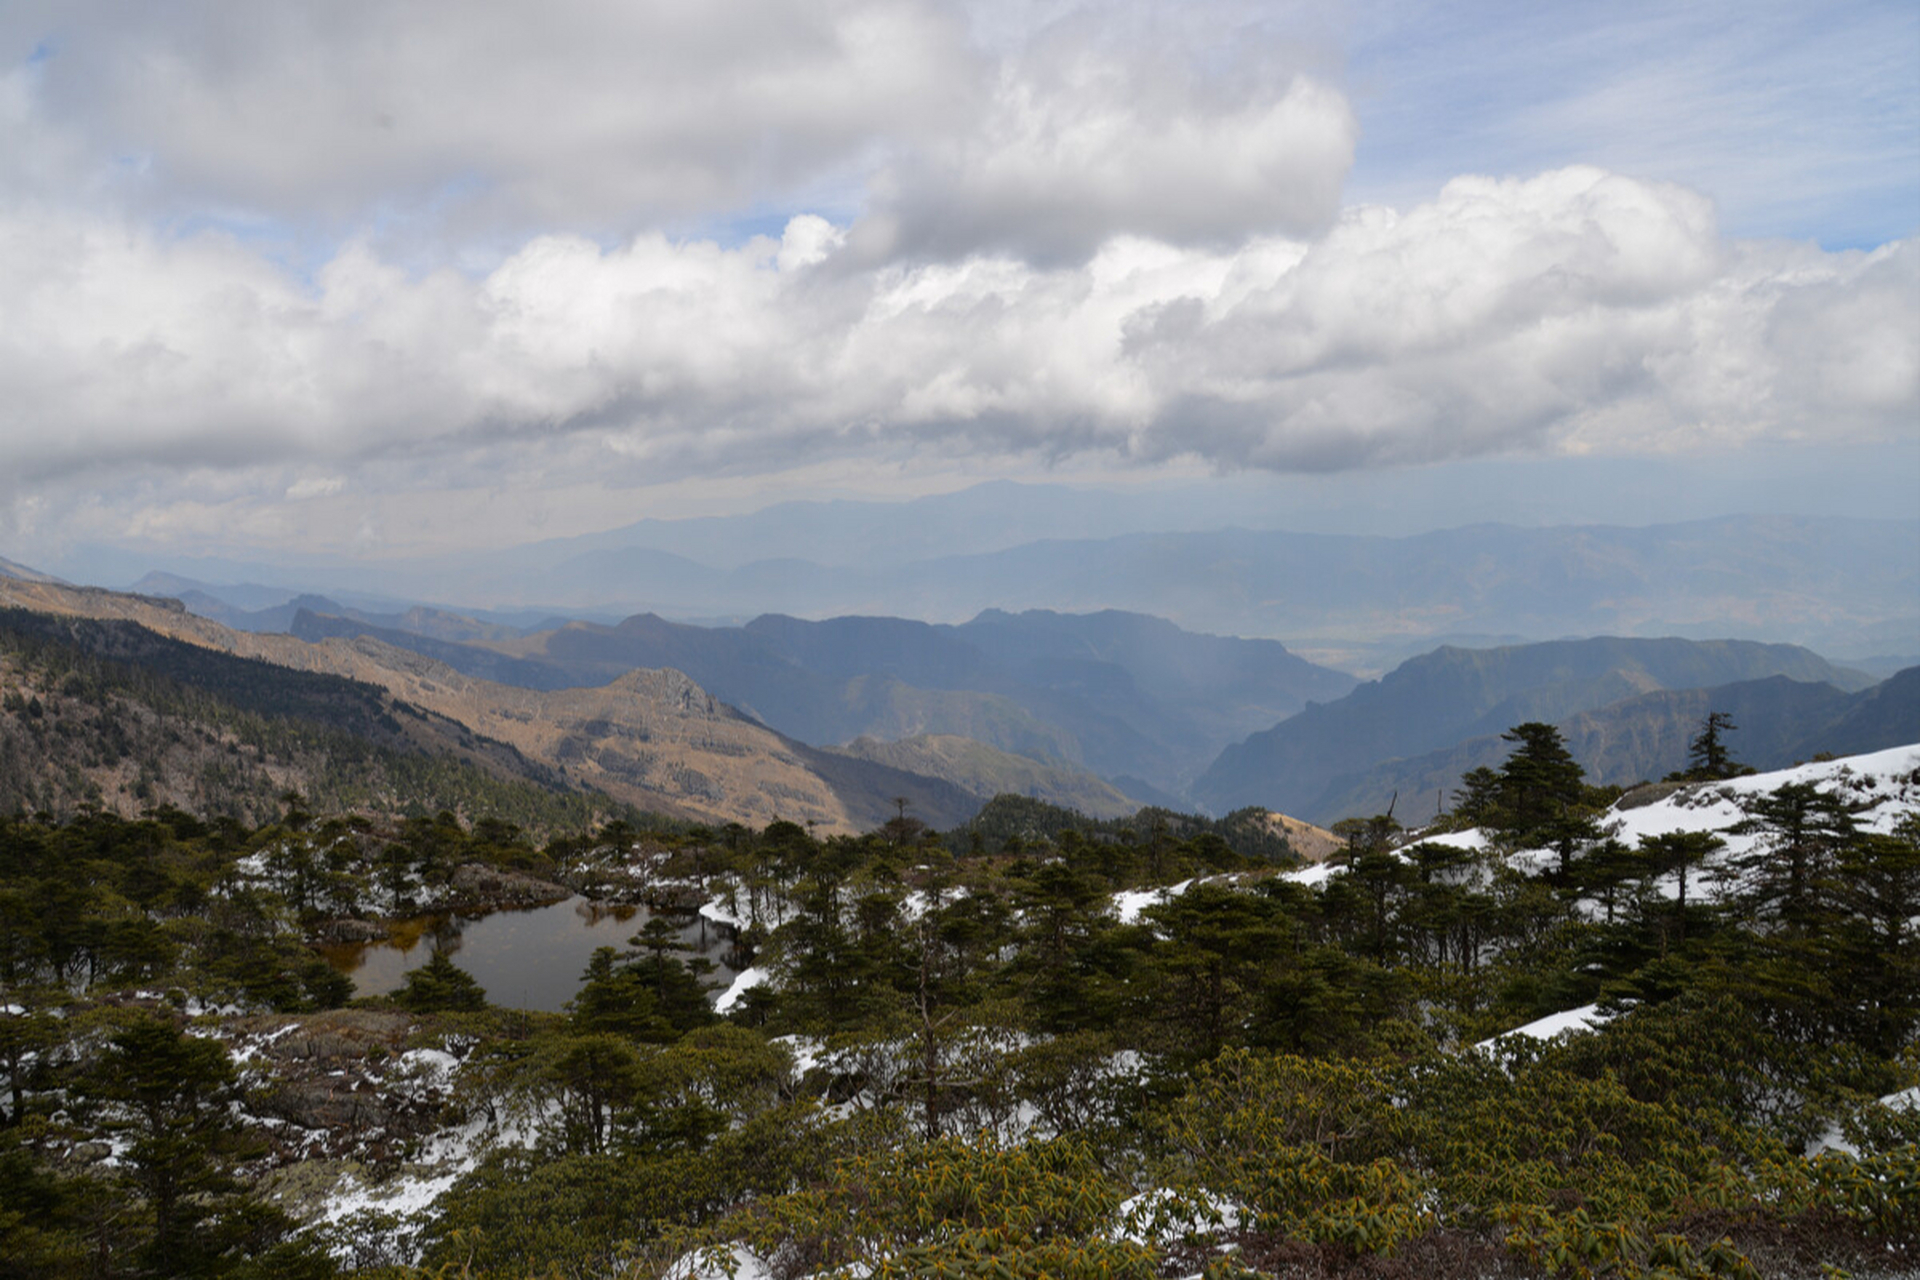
<box><xmin>0</xmin><ymin>582</ymin><xmax>994</xmax><ymax>833</ymax></box>
<box><xmin>2</xmin><ymin>732</ymin><xmax>1915</xmax><ymax>1278</ymax></box>
<box><xmin>0</xmin><ymin>609</ymin><xmax>624</xmax><ymax>831</ymax></box>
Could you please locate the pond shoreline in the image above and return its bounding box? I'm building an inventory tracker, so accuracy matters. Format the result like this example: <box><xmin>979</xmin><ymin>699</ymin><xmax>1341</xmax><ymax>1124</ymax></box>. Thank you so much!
<box><xmin>313</xmin><ymin>883</ymin><xmax>745</xmax><ymax>1012</ymax></box>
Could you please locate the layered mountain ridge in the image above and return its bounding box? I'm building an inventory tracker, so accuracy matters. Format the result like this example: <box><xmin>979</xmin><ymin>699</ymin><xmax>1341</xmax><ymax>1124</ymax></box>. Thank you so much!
<box><xmin>286</xmin><ymin>603</ymin><xmax>1357</xmax><ymax>796</ymax></box>
<box><xmin>7</xmin><ymin>557</ymin><xmax>1916</xmax><ymax>836</ymax></box>
<box><xmin>1194</xmin><ymin>637</ymin><xmax>1910</xmax><ymax>824</ymax></box>
<box><xmin>103</xmin><ymin>502</ymin><xmax>1920</xmax><ymax>666</ymax></box>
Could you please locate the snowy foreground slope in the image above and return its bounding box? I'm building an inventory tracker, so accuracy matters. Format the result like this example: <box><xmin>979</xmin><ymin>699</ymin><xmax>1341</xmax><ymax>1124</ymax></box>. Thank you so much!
<box><xmin>1424</xmin><ymin>742</ymin><xmax>1920</xmax><ymax>900</ymax></box>
<box><xmin>292</xmin><ymin>744</ymin><xmax>1920</xmax><ymax>1275</ymax></box>
<box><xmin>1601</xmin><ymin>744</ymin><xmax>1920</xmax><ymax>842</ymax></box>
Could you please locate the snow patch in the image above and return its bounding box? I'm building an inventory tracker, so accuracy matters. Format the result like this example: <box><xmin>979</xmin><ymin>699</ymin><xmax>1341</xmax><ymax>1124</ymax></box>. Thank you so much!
<box><xmin>1112</xmin><ymin>1187</ymin><xmax>1241</xmax><ymax>1245</ymax></box>
<box><xmin>1475</xmin><ymin>1003</ymin><xmax>1610</xmax><ymax>1052</ymax></box>
<box><xmin>714</xmin><ymin>966</ymin><xmax>767</xmax><ymax>1014</ymax></box>
<box><xmin>663</xmin><ymin>1245</ymin><xmax>776</xmax><ymax>1280</ymax></box>
<box><xmin>1113</xmin><ymin>879</ymin><xmax>1192</xmax><ymax>923</ymax></box>
<box><xmin>1280</xmin><ymin>860</ymin><xmax>1342</xmax><ymax>888</ymax></box>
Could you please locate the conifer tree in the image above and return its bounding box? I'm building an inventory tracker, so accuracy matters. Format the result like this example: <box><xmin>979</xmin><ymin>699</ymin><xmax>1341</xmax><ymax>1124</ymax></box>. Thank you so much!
<box><xmin>1494</xmin><ymin>723</ymin><xmax>1586</xmax><ymax>846</ymax></box>
<box><xmin>395</xmin><ymin>949</ymin><xmax>488</xmax><ymax>1013</ymax></box>
<box><xmin>83</xmin><ymin>1014</ymin><xmax>322</xmax><ymax>1276</ymax></box>
<box><xmin>1638</xmin><ymin>830</ymin><xmax>1724</xmax><ymax>943</ymax></box>
<box><xmin>1674</xmin><ymin>711</ymin><xmax>1749</xmax><ymax>781</ymax></box>
<box><xmin>1730</xmin><ymin>781</ymin><xmax>1856</xmax><ymax>932</ymax></box>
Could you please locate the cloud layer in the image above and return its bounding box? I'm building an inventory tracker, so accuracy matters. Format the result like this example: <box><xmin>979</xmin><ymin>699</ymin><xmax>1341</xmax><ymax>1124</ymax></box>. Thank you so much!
<box><xmin>0</xmin><ymin>0</ymin><xmax>1914</xmax><ymax>556</ymax></box>
<box><xmin>6</xmin><ymin>166</ymin><xmax>1912</xmax><ymax>493</ymax></box>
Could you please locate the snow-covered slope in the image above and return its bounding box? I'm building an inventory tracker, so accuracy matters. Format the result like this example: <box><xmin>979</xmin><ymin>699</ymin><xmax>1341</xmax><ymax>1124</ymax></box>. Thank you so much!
<box><xmin>1608</xmin><ymin>744</ymin><xmax>1919</xmax><ymax>837</ymax></box>
<box><xmin>1420</xmin><ymin>743</ymin><xmax>1920</xmax><ymax>897</ymax></box>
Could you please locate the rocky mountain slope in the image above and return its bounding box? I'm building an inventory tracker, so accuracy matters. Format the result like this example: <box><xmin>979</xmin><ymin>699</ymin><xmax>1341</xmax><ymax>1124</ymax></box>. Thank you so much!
<box><xmin>0</xmin><ymin>577</ymin><xmax>972</xmax><ymax>832</ymax></box>
<box><xmin>826</xmin><ymin>733</ymin><xmax>1140</xmax><ymax>819</ymax></box>
<box><xmin>0</xmin><ymin>609</ymin><xmax>606</xmax><ymax>828</ymax></box>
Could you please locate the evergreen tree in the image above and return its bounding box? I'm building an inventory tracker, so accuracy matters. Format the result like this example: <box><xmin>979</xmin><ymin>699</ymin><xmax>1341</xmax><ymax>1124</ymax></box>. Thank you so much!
<box><xmin>569</xmin><ymin>946</ymin><xmax>673</xmax><ymax>1041</ymax></box>
<box><xmin>540</xmin><ymin>1033</ymin><xmax>644</xmax><ymax>1156</ymax></box>
<box><xmin>1493</xmin><ymin>723</ymin><xmax>1586</xmax><ymax>846</ymax></box>
<box><xmin>82</xmin><ymin>1014</ymin><xmax>326</xmax><ymax>1276</ymax></box>
<box><xmin>1730</xmin><ymin>781</ymin><xmax>1856</xmax><ymax>932</ymax></box>
<box><xmin>1451</xmin><ymin>765</ymin><xmax>1503</xmax><ymax>829</ymax></box>
<box><xmin>1143</xmin><ymin>883</ymin><xmax>1293</xmax><ymax>1062</ymax></box>
<box><xmin>1637</xmin><ymin>830</ymin><xmax>1724</xmax><ymax>944</ymax></box>
<box><xmin>1680</xmin><ymin>711</ymin><xmax>1748</xmax><ymax>781</ymax></box>
<box><xmin>628</xmin><ymin>918</ymin><xmax>719</xmax><ymax>1037</ymax></box>
<box><xmin>395</xmin><ymin>949</ymin><xmax>488</xmax><ymax>1013</ymax></box>
<box><xmin>1008</xmin><ymin>861</ymin><xmax>1130</xmax><ymax>1033</ymax></box>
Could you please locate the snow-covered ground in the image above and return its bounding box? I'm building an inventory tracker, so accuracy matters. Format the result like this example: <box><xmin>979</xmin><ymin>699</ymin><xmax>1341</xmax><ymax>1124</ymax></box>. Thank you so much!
<box><xmin>1112</xmin><ymin>879</ymin><xmax>1194</xmax><ymax>923</ymax></box>
<box><xmin>1473</xmin><ymin>1003</ymin><xmax>1611</xmax><ymax>1052</ymax></box>
<box><xmin>1400</xmin><ymin>744</ymin><xmax>1920</xmax><ymax>905</ymax></box>
<box><xmin>261</xmin><ymin>745</ymin><xmax>1920</xmax><ymax>1265</ymax></box>
<box><xmin>1603</xmin><ymin>744</ymin><xmax>1920</xmax><ymax>871</ymax></box>
<box><xmin>713</xmin><ymin>966</ymin><xmax>767</xmax><ymax>1013</ymax></box>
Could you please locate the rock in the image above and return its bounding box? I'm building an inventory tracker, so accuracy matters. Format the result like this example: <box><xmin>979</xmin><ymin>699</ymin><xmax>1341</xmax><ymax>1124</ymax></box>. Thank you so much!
<box><xmin>260</xmin><ymin>1078</ymin><xmax>394</xmax><ymax>1133</ymax></box>
<box><xmin>258</xmin><ymin>1158</ymin><xmax>367</xmax><ymax>1221</ymax></box>
<box><xmin>1616</xmin><ymin>780</ymin><xmax>1692</xmax><ymax>811</ymax></box>
<box><xmin>448</xmin><ymin>862</ymin><xmax>568</xmax><ymax>907</ymax></box>
<box><xmin>317</xmin><ymin>918</ymin><xmax>389</xmax><ymax>943</ymax></box>
<box><xmin>643</xmin><ymin>882</ymin><xmax>708</xmax><ymax>912</ymax></box>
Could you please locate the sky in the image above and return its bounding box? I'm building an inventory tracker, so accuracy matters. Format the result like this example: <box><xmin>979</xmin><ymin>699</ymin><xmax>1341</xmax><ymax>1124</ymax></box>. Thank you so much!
<box><xmin>1</xmin><ymin>0</ymin><xmax>1915</xmax><ymax>575</ymax></box>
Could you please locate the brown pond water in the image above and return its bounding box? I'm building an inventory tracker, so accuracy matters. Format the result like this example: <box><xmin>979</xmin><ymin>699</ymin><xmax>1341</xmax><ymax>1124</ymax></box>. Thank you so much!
<box><xmin>318</xmin><ymin>896</ymin><xmax>742</xmax><ymax>1012</ymax></box>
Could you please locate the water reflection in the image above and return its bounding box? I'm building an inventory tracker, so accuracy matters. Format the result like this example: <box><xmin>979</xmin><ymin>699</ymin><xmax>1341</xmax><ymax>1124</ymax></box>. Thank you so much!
<box><xmin>319</xmin><ymin>896</ymin><xmax>740</xmax><ymax>1012</ymax></box>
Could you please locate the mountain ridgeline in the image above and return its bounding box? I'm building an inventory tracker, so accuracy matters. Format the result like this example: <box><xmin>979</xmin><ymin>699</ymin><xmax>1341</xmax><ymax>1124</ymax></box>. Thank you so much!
<box><xmin>290</xmin><ymin>605</ymin><xmax>1358</xmax><ymax>796</ymax></box>
<box><xmin>267</xmin><ymin>603</ymin><xmax>1920</xmax><ymax>829</ymax></box>
<box><xmin>1193</xmin><ymin>636</ymin><xmax>1908</xmax><ymax>825</ymax></box>
<box><xmin>7</xmin><ymin>557</ymin><xmax>1917</xmax><ymax>837</ymax></box>
<box><xmin>129</xmin><ymin>491</ymin><xmax>1919</xmax><ymax>664</ymax></box>
<box><xmin>0</xmin><ymin>578</ymin><xmax>989</xmax><ymax>833</ymax></box>
<box><xmin>0</xmin><ymin>608</ymin><xmax>622</xmax><ymax>831</ymax></box>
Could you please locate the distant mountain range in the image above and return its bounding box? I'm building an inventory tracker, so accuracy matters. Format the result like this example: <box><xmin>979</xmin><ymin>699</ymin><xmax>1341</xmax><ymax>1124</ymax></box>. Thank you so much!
<box><xmin>0</xmin><ymin>556</ymin><xmax>64</xmax><ymax>586</ymax></box>
<box><xmin>1194</xmin><ymin>637</ymin><xmax>1912</xmax><ymax>825</ymax></box>
<box><xmin>143</xmin><ymin>585</ymin><xmax>1920</xmax><ymax>828</ymax></box>
<box><xmin>444</xmin><ymin>516</ymin><xmax>1920</xmax><ymax>665</ymax></box>
<box><xmin>6</xmin><ymin>555</ymin><xmax>1916</xmax><ymax>836</ymax></box>
<box><xmin>827</xmin><ymin>734</ymin><xmax>1139</xmax><ymax>820</ymax></box>
<box><xmin>1308</xmin><ymin>670</ymin><xmax>1920</xmax><ymax>828</ymax></box>
<box><xmin>131</xmin><ymin>576</ymin><xmax>572</xmax><ymax>637</ymax></box>
<box><xmin>77</xmin><ymin>492</ymin><xmax>1920</xmax><ymax>667</ymax></box>
<box><xmin>283</xmin><ymin>605</ymin><xmax>1356</xmax><ymax>797</ymax></box>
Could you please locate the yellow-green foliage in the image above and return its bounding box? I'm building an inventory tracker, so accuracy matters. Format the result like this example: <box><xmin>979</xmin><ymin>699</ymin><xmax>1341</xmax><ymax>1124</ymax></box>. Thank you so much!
<box><xmin>705</xmin><ymin>1133</ymin><xmax>1157</xmax><ymax>1279</ymax></box>
<box><xmin>1407</xmin><ymin>1049</ymin><xmax>1765</xmax><ymax>1224</ymax></box>
<box><xmin>1502</xmin><ymin>1206</ymin><xmax>1761</xmax><ymax>1280</ymax></box>
<box><xmin>1154</xmin><ymin>1047</ymin><xmax>1430</xmax><ymax>1254</ymax></box>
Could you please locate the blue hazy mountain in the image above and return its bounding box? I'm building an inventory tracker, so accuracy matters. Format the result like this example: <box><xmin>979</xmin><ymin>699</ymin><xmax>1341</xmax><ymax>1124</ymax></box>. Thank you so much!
<box><xmin>75</xmin><ymin>485</ymin><xmax>1918</xmax><ymax>663</ymax></box>
<box><xmin>1192</xmin><ymin>637</ymin><xmax>1884</xmax><ymax>822</ymax></box>
<box><xmin>288</xmin><ymin>606</ymin><xmax>1358</xmax><ymax>796</ymax></box>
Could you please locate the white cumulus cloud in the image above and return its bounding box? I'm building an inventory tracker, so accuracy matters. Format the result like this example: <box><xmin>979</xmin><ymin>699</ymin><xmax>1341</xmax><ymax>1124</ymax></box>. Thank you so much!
<box><xmin>0</xmin><ymin>168</ymin><xmax>1911</xmax><ymax>496</ymax></box>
